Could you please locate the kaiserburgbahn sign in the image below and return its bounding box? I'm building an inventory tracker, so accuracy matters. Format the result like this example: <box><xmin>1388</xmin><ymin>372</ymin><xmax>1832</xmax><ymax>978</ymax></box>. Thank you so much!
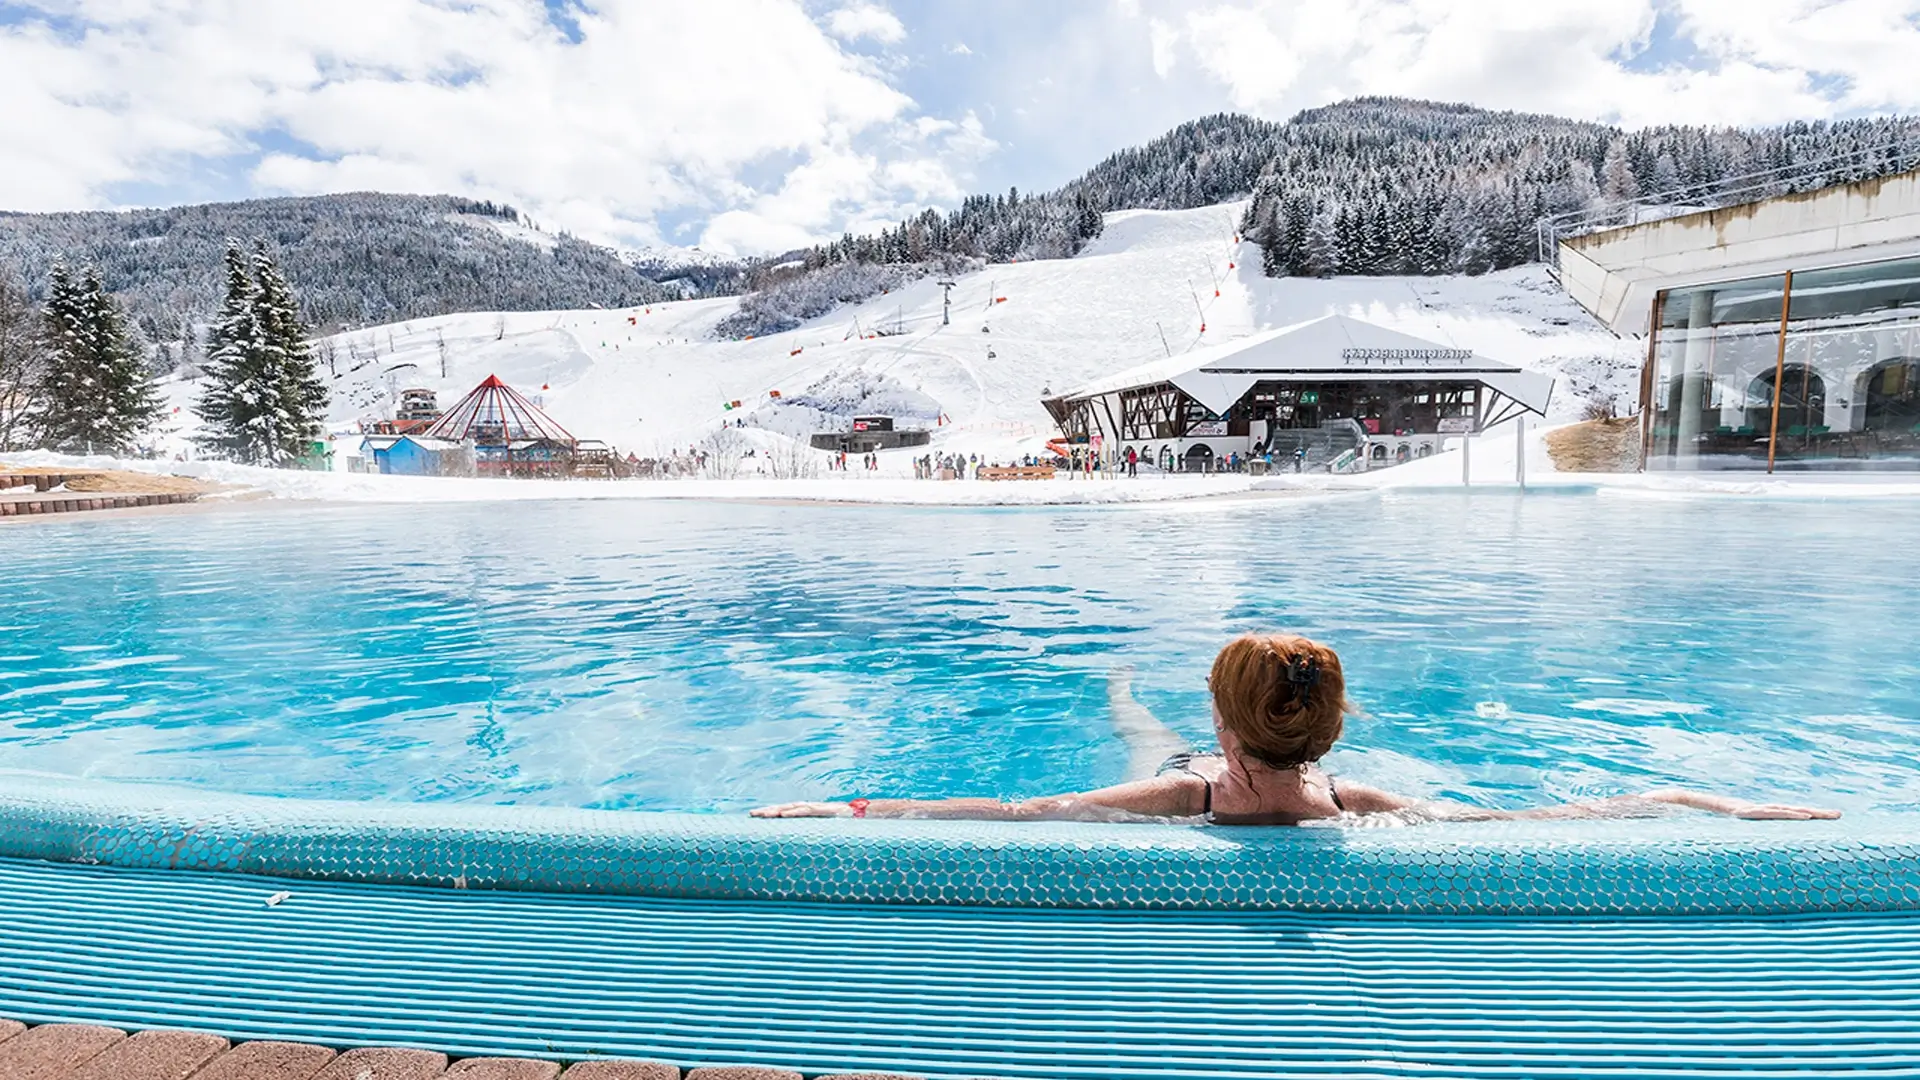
<box><xmin>1341</xmin><ymin>347</ymin><xmax>1474</xmax><ymax>364</ymax></box>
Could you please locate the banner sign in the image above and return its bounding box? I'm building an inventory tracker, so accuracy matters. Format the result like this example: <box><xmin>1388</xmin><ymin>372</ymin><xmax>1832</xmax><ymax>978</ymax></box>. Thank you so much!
<box><xmin>1342</xmin><ymin>347</ymin><xmax>1473</xmax><ymax>363</ymax></box>
<box><xmin>1188</xmin><ymin>421</ymin><xmax>1228</xmax><ymax>436</ymax></box>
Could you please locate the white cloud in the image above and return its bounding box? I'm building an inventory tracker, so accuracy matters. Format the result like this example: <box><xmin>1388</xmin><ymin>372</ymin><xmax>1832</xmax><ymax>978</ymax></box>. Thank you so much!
<box><xmin>1130</xmin><ymin>0</ymin><xmax>1920</xmax><ymax>128</ymax></box>
<box><xmin>4</xmin><ymin>0</ymin><xmax>1917</xmax><ymax>264</ymax></box>
<box><xmin>0</xmin><ymin>0</ymin><xmax>969</xmax><ymax>255</ymax></box>
<box><xmin>825</xmin><ymin>4</ymin><xmax>907</xmax><ymax>45</ymax></box>
<box><xmin>697</xmin><ymin>110</ymin><xmax>995</xmax><ymax>254</ymax></box>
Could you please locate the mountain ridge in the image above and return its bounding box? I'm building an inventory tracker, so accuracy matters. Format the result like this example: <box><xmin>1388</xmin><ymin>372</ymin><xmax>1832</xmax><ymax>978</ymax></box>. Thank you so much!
<box><xmin>0</xmin><ymin>192</ymin><xmax>746</xmax><ymax>352</ymax></box>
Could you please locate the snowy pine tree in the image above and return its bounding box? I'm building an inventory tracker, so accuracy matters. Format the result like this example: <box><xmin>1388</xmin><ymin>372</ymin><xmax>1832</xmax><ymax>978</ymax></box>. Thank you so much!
<box><xmin>33</xmin><ymin>264</ymin><xmax>160</xmax><ymax>454</ymax></box>
<box><xmin>251</xmin><ymin>241</ymin><xmax>329</xmax><ymax>463</ymax></box>
<box><xmin>197</xmin><ymin>240</ymin><xmax>327</xmax><ymax>466</ymax></box>
<box><xmin>194</xmin><ymin>244</ymin><xmax>263</xmax><ymax>462</ymax></box>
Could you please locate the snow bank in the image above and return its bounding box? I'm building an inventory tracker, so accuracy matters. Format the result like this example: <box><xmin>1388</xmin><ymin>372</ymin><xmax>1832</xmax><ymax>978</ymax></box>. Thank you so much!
<box><xmin>0</xmin><ymin>449</ymin><xmax>1266</xmax><ymax>506</ymax></box>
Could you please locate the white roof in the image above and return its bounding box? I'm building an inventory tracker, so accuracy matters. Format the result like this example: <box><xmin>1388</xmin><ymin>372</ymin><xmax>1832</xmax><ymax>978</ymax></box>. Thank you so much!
<box><xmin>1057</xmin><ymin>314</ymin><xmax>1555</xmax><ymax>415</ymax></box>
<box><xmin>359</xmin><ymin>434</ymin><xmax>464</xmax><ymax>452</ymax></box>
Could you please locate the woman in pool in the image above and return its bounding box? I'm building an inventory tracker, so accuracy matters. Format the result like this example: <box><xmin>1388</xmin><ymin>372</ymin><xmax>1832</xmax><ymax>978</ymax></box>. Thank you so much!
<box><xmin>752</xmin><ymin>633</ymin><xmax>1840</xmax><ymax>824</ymax></box>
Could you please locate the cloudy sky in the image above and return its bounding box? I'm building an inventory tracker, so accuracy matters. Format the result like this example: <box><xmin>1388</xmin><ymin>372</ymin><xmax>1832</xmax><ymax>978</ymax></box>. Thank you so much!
<box><xmin>3</xmin><ymin>0</ymin><xmax>1917</xmax><ymax>256</ymax></box>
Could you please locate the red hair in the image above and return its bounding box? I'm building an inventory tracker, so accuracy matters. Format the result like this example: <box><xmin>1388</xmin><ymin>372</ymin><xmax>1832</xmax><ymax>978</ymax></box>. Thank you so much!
<box><xmin>1208</xmin><ymin>633</ymin><xmax>1350</xmax><ymax>768</ymax></box>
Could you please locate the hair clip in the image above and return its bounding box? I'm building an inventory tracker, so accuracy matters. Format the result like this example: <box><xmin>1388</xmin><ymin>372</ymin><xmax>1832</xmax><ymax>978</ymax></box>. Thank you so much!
<box><xmin>1286</xmin><ymin>655</ymin><xmax>1320</xmax><ymax>689</ymax></box>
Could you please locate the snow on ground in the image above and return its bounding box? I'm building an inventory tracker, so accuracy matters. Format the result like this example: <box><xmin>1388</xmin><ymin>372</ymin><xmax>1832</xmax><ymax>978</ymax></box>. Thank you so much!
<box><xmin>144</xmin><ymin>199</ymin><xmax>1640</xmax><ymax>483</ymax></box>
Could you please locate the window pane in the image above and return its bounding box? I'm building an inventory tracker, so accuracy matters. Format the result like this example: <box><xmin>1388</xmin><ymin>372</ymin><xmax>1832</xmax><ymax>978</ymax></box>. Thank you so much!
<box><xmin>1772</xmin><ymin>256</ymin><xmax>1920</xmax><ymax>468</ymax></box>
<box><xmin>1648</xmin><ymin>274</ymin><xmax>1788</xmax><ymax>470</ymax></box>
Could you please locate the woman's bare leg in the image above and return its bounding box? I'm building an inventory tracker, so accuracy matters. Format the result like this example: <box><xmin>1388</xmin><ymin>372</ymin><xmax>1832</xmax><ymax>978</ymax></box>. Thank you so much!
<box><xmin>1108</xmin><ymin>666</ymin><xmax>1192</xmax><ymax>782</ymax></box>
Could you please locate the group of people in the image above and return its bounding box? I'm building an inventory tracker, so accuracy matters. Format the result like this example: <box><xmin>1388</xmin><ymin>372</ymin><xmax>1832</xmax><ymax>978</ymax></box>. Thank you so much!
<box><xmin>826</xmin><ymin>450</ymin><xmax>880</xmax><ymax>471</ymax></box>
<box><xmin>914</xmin><ymin>453</ymin><xmax>978</xmax><ymax>479</ymax></box>
<box><xmin>824</xmin><ymin>443</ymin><xmax>1310</xmax><ymax>480</ymax></box>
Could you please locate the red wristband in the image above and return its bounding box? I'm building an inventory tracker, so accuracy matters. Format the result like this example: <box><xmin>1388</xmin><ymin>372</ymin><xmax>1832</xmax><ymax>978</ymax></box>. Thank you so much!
<box><xmin>848</xmin><ymin>798</ymin><xmax>870</xmax><ymax>819</ymax></box>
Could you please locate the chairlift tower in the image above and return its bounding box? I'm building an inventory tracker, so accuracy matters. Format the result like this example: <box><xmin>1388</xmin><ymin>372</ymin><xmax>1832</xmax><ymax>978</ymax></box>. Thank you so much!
<box><xmin>937</xmin><ymin>281</ymin><xmax>957</xmax><ymax>326</ymax></box>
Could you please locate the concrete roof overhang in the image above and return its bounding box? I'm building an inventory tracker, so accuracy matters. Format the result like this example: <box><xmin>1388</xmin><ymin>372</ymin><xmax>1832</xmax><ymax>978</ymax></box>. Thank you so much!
<box><xmin>1555</xmin><ymin>168</ymin><xmax>1920</xmax><ymax>336</ymax></box>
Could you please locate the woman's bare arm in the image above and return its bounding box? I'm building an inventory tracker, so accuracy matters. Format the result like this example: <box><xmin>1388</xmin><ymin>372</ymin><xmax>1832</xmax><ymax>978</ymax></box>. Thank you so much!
<box><xmin>750</xmin><ymin>774</ymin><xmax>1207</xmax><ymax>821</ymax></box>
<box><xmin>1413</xmin><ymin>788</ymin><xmax>1842</xmax><ymax>822</ymax></box>
<box><xmin>1638</xmin><ymin>787</ymin><xmax>1840</xmax><ymax>820</ymax></box>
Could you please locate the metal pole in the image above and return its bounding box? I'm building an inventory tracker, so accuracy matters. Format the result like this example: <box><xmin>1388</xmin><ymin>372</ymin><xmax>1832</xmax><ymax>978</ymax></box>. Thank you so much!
<box><xmin>1640</xmin><ymin>292</ymin><xmax>1665</xmax><ymax>469</ymax></box>
<box><xmin>1766</xmin><ymin>270</ymin><xmax>1795</xmax><ymax>474</ymax></box>
<box><xmin>1462</xmin><ymin>428</ymin><xmax>1471</xmax><ymax>487</ymax></box>
<box><xmin>1515</xmin><ymin>417</ymin><xmax>1526</xmax><ymax>490</ymax></box>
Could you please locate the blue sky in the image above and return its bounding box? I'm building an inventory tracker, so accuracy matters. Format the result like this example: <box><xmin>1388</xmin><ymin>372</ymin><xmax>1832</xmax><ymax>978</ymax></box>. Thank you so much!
<box><xmin>2</xmin><ymin>0</ymin><xmax>1916</xmax><ymax>255</ymax></box>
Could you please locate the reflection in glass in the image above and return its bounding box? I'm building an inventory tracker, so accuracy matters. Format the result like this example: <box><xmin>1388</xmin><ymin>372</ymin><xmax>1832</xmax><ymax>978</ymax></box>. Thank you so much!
<box><xmin>1646</xmin><ymin>254</ymin><xmax>1920</xmax><ymax>471</ymax></box>
<box><xmin>1648</xmin><ymin>273</ymin><xmax>1786</xmax><ymax>469</ymax></box>
<box><xmin>1772</xmin><ymin>255</ymin><xmax>1920</xmax><ymax>467</ymax></box>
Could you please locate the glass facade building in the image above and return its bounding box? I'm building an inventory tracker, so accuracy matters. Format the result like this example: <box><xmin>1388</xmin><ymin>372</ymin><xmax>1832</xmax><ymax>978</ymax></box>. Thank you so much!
<box><xmin>1645</xmin><ymin>253</ymin><xmax>1920</xmax><ymax>470</ymax></box>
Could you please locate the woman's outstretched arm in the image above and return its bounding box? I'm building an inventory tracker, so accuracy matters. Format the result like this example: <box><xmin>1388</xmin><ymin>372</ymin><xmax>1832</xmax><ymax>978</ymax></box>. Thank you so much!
<box><xmin>1638</xmin><ymin>787</ymin><xmax>1841</xmax><ymax>820</ymax></box>
<box><xmin>750</xmin><ymin>774</ymin><xmax>1205</xmax><ymax>822</ymax></box>
<box><xmin>1420</xmin><ymin>788</ymin><xmax>1842</xmax><ymax>822</ymax></box>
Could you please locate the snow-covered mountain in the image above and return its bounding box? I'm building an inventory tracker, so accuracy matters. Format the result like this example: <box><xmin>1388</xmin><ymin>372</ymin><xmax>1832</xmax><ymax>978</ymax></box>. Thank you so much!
<box><xmin>150</xmin><ymin>201</ymin><xmax>1635</xmax><ymax>466</ymax></box>
<box><xmin>0</xmin><ymin>193</ymin><xmax>734</xmax><ymax>340</ymax></box>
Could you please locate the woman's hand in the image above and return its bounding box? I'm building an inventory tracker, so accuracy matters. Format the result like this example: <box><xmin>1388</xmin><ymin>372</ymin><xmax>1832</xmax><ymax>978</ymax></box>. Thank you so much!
<box><xmin>750</xmin><ymin>801</ymin><xmax>852</xmax><ymax>818</ymax></box>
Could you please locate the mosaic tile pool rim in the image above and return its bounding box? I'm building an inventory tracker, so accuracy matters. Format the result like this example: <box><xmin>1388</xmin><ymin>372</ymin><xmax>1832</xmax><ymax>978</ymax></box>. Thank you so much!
<box><xmin>0</xmin><ymin>776</ymin><xmax>1915</xmax><ymax>915</ymax></box>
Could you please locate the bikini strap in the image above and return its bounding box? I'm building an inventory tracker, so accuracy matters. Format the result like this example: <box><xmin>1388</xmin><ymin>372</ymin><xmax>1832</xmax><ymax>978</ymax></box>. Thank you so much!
<box><xmin>1327</xmin><ymin>773</ymin><xmax>1346</xmax><ymax>812</ymax></box>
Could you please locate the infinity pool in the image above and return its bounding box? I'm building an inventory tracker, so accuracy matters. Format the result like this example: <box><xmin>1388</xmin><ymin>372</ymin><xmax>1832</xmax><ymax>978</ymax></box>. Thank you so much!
<box><xmin>2</xmin><ymin>492</ymin><xmax>1916</xmax><ymax>818</ymax></box>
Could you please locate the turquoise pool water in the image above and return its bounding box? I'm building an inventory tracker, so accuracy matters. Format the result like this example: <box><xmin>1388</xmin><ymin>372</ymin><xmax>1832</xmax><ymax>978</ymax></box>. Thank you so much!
<box><xmin>1</xmin><ymin>492</ymin><xmax>1916</xmax><ymax>818</ymax></box>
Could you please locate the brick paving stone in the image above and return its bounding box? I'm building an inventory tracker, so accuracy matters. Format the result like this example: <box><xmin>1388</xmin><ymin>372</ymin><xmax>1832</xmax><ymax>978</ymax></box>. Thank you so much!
<box><xmin>189</xmin><ymin>1039</ymin><xmax>336</xmax><ymax>1080</ymax></box>
<box><xmin>311</xmin><ymin>1047</ymin><xmax>449</xmax><ymax>1080</ymax></box>
<box><xmin>443</xmin><ymin>1058</ymin><xmax>559</xmax><ymax>1080</ymax></box>
<box><xmin>0</xmin><ymin>1024</ymin><xmax>127</xmax><ymax>1080</ymax></box>
<box><xmin>0</xmin><ymin>1021</ymin><xmax>22</xmax><ymax>1044</ymax></box>
<box><xmin>684</xmin><ymin>1069</ymin><xmax>803</xmax><ymax>1080</ymax></box>
<box><xmin>66</xmin><ymin>1029</ymin><xmax>229</xmax><ymax>1080</ymax></box>
<box><xmin>558</xmin><ymin>1061</ymin><xmax>678</xmax><ymax>1080</ymax></box>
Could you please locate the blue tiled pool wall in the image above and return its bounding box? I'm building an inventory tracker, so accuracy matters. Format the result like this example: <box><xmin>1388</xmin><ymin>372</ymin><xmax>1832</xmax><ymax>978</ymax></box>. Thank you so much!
<box><xmin>1</xmin><ymin>776</ymin><xmax>1915</xmax><ymax>914</ymax></box>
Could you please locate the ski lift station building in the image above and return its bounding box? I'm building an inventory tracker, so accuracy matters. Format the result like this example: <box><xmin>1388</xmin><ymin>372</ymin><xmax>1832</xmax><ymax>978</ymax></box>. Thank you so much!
<box><xmin>1042</xmin><ymin>314</ymin><xmax>1554</xmax><ymax>471</ymax></box>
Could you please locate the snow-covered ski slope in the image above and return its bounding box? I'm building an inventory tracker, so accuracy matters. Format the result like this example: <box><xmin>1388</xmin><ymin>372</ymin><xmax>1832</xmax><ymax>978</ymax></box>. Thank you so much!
<box><xmin>153</xmin><ymin>201</ymin><xmax>1638</xmax><ymax>464</ymax></box>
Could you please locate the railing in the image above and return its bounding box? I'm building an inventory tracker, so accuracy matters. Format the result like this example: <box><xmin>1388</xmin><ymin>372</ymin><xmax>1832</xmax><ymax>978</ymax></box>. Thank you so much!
<box><xmin>1536</xmin><ymin>138</ymin><xmax>1920</xmax><ymax>272</ymax></box>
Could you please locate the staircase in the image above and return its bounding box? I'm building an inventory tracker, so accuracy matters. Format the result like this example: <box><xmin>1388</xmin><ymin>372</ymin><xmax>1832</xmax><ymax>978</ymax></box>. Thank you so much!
<box><xmin>1263</xmin><ymin>420</ymin><xmax>1367</xmax><ymax>472</ymax></box>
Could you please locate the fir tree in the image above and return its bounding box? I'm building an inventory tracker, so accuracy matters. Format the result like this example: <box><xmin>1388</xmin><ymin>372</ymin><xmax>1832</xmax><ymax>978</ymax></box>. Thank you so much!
<box><xmin>196</xmin><ymin>240</ymin><xmax>328</xmax><ymax>466</ymax></box>
<box><xmin>34</xmin><ymin>264</ymin><xmax>160</xmax><ymax>454</ymax></box>
<box><xmin>194</xmin><ymin>243</ymin><xmax>263</xmax><ymax>462</ymax></box>
<box><xmin>251</xmin><ymin>240</ymin><xmax>329</xmax><ymax>463</ymax></box>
